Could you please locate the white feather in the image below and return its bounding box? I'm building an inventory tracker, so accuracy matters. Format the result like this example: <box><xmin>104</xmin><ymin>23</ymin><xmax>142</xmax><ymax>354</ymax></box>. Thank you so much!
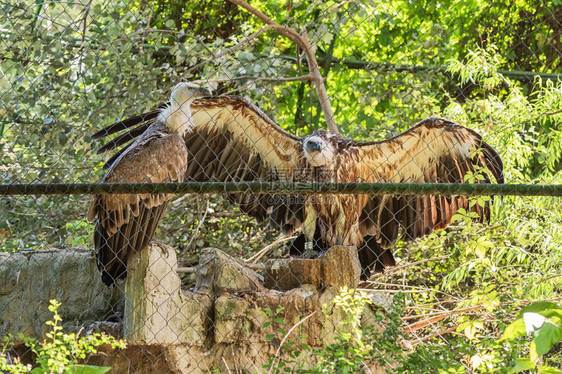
<box><xmin>159</xmin><ymin>82</ymin><xmax>207</xmax><ymax>134</ymax></box>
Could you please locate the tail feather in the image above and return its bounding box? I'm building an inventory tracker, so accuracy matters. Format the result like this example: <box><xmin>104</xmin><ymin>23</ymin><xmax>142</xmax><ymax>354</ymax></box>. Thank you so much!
<box><xmin>94</xmin><ymin>220</ymin><xmax>128</xmax><ymax>286</ymax></box>
<box><xmin>91</xmin><ymin>110</ymin><xmax>161</xmax><ymax>139</ymax></box>
<box><xmin>94</xmin><ymin>202</ymin><xmax>168</xmax><ymax>286</ymax></box>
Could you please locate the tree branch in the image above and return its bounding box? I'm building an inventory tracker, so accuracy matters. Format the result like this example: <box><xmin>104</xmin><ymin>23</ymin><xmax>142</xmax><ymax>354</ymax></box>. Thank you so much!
<box><xmin>541</xmin><ymin>108</ymin><xmax>562</xmax><ymax>118</ymax></box>
<box><xmin>227</xmin><ymin>0</ymin><xmax>339</xmax><ymax>133</ymax></box>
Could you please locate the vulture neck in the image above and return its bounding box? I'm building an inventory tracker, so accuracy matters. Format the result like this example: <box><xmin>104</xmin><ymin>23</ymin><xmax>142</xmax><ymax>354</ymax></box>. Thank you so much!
<box><xmin>160</xmin><ymin>99</ymin><xmax>196</xmax><ymax>135</ymax></box>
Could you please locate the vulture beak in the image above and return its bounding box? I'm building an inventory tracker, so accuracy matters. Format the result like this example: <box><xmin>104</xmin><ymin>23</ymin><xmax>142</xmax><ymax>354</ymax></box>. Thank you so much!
<box><xmin>305</xmin><ymin>139</ymin><xmax>322</xmax><ymax>153</ymax></box>
<box><xmin>199</xmin><ymin>87</ymin><xmax>213</xmax><ymax>97</ymax></box>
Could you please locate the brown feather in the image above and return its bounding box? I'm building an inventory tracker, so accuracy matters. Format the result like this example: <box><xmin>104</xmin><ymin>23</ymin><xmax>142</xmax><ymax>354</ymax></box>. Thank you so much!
<box><xmin>90</xmin><ymin>122</ymin><xmax>189</xmax><ymax>286</ymax></box>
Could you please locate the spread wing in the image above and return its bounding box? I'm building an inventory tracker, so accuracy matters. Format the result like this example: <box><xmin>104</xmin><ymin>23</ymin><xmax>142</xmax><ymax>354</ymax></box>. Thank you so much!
<box><xmin>88</xmin><ymin>124</ymin><xmax>188</xmax><ymax>285</ymax></box>
<box><xmin>186</xmin><ymin>96</ymin><xmax>307</xmax><ymax>225</ymax></box>
<box><xmin>186</xmin><ymin>96</ymin><xmax>303</xmax><ymax>181</ymax></box>
<box><xmin>94</xmin><ymin>95</ymin><xmax>307</xmax><ymax>229</ymax></box>
<box><xmin>346</xmin><ymin>117</ymin><xmax>503</xmax><ymax>277</ymax></box>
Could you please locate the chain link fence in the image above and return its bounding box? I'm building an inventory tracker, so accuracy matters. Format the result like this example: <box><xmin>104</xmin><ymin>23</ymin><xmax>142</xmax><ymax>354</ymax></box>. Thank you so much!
<box><xmin>1</xmin><ymin>0</ymin><xmax>562</xmax><ymax>372</ymax></box>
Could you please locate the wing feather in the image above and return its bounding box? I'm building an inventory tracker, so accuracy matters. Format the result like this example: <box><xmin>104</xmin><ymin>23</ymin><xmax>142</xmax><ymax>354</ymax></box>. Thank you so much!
<box><xmin>89</xmin><ymin>126</ymin><xmax>188</xmax><ymax>285</ymax></box>
<box><xmin>352</xmin><ymin>117</ymin><xmax>502</xmax><ymax>277</ymax></box>
<box><xmin>97</xmin><ymin>121</ymin><xmax>154</xmax><ymax>155</ymax></box>
<box><xmin>179</xmin><ymin>96</ymin><xmax>305</xmax><ymax>229</ymax></box>
<box><xmin>188</xmin><ymin>96</ymin><xmax>303</xmax><ymax>179</ymax></box>
<box><xmin>91</xmin><ymin>109</ymin><xmax>163</xmax><ymax>140</ymax></box>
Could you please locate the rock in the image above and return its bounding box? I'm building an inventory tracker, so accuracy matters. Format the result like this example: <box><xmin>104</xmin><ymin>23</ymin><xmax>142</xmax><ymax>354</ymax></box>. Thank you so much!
<box><xmin>322</xmin><ymin>245</ymin><xmax>362</xmax><ymax>288</ymax></box>
<box><xmin>214</xmin><ymin>295</ymin><xmax>252</xmax><ymax>344</ymax></box>
<box><xmin>124</xmin><ymin>241</ymin><xmax>211</xmax><ymax>345</ymax></box>
<box><xmin>195</xmin><ymin>248</ymin><xmax>265</xmax><ymax>294</ymax></box>
<box><xmin>0</xmin><ymin>244</ymin><xmax>390</xmax><ymax>373</ymax></box>
<box><xmin>264</xmin><ymin>245</ymin><xmax>361</xmax><ymax>291</ymax></box>
<box><xmin>0</xmin><ymin>248</ymin><xmax>122</xmax><ymax>341</ymax></box>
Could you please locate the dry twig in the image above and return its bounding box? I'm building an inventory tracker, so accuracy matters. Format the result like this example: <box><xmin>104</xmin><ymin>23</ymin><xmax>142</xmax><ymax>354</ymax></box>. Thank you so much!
<box><xmin>245</xmin><ymin>234</ymin><xmax>297</xmax><ymax>263</ymax></box>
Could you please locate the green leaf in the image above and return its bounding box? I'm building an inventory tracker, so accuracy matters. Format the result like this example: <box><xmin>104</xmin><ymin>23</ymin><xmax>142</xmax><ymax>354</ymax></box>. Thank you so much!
<box><xmin>463</xmin><ymin>320</ymin><xmax>484</xmax><ymax>340</ymax></box>
<box><xmin>520</xmin><ymin>302</ymin><xmax>560</xmax><ymax>316</ymax></box>
<box><xmin>512</xmin><ymin>358</ymin><xmax>535</xmax><ymax>372</ymax></box>
<box><xmin>530</xmin><ymin>340</ymin><xmax>539</xmax><ymax>363</ymax></box>
<box><xmin>501</xmin><ymin>318</ymin><xmax>526</xmax><ymax>340</ymax></box>
<box><xmin>533</xmin><ymin>322</ymin><xmax>562</xmax><ymax>356</ymax></box>
<box><xmin>538</xmin><ymin>309</ymin><xmax>562</xmax><ymax>321</ymax></box>
<box><xmin>538</xmin><ymin>366</ymin><xmax>562</xmax><ymax>374</ymax></box>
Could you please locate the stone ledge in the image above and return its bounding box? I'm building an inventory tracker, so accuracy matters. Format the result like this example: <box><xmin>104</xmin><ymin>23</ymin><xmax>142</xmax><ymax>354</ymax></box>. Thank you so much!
<box><xmin>0</xmin><ymin>248</ymin><xmax>122</xmax><ymax>342</ymax></box>
<box><xmin>0</xmin><ymin>244</ymin><xmax>388</xmax><ymax>373</ymax></box>
<box><xmin>264</xmin><ymin>245</ymin><xmax>361</xmax><ymax>291</ymax></box>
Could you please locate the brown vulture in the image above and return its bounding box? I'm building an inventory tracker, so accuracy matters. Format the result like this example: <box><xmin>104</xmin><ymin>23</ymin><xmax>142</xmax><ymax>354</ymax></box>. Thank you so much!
<box><xmin>91</xmin><ymin>86</ymin><xmax>503</xmax><ymax>285</ymax></box>
<box><xmin>87</xmin><ymin>82</ymin><xmax>212</xmax><ymax>285</ymax></box>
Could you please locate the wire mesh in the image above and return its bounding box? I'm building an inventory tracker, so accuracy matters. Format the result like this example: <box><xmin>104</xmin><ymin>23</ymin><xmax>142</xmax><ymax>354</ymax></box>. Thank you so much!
<box><xmin>1</xmin><ymin>0</ymin><xmax>562</xmax><ymax>372</ymax></box>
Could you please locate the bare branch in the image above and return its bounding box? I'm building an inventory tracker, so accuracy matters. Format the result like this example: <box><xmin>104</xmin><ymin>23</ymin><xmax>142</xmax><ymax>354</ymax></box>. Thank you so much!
<box><xmin>268</xmin><ymin>311</ymin><xmax>318</xmax><ymax>374</ymax></box>
<box><xmin>244</xmin><ymin>235</ymin><xmax>297</xmax><ymax>263</ymax></box>
<box><xmin>372</xmin><ymin>252</ymin><xmax>453</xmax><ymax>276</ymax></box>
<box><xmin>176</xmin><ymin>263</ymin><xmax>264</xmax><ymax>273</ymax></box>
<box><xmin>80</xmin><ymin>0</ymin><xmax>92</xmax><ymax>47</ymax></box>
<box><xmin>540</xmin><ymin>108</ymin><xmax>562</xmax><ymax>118</ymax></box>
<box><xmin>410</xmin><ymin>325</ymin><xmax>458</xmax><ymax>345</ymax></box>
<box><xmin>227</xmin><ymin>0</ymin><xmax>339</xmax><ymax>133</ymax></box>
<box><xmin>186</xmin><ymin>199</ymin><xmax>209</xmax><ymax>250</ymax></box>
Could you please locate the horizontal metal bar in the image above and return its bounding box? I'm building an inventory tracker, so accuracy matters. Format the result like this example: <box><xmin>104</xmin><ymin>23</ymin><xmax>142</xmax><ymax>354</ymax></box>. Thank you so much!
<box><xmin>0</xmin><ymin>182</ymin><xmax>561</xmax><ymax>197</ymax></box>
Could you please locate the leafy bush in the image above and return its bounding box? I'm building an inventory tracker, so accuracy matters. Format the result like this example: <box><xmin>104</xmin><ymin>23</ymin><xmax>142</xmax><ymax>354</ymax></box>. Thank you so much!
<box><xmin>0</xmin><ymin>300</ymin><xmax>125</xmax><ymax>374</ymax></box>
<box><xmin>260</xmin><ymin>289</ymin><xmax>562</xmax><ymax>373</ymax></box>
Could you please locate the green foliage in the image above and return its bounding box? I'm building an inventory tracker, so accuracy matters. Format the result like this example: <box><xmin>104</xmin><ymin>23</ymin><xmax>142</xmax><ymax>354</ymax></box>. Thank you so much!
<box><xmin>256</xmin><ymin>292</ymin><xmax>559</xmax><ymax>373</ymax></box>
<box><xmin>310</xmin><ymin>288</ymin><xmax>377</xmax><ymax>373</ymax></box>
<box><xmin>372</xmin><ymin>46</ymin><xmax>562</xmax><ymax>372</ymax></box>
<box><xmin>64</xmin><ymin>219</ymin><xmax>94</xmax><ymax>248</ymax></box>
<box><xmin>261</xmin><ymin>287</ymin><xmax>406</xmax><ymax>373</ymax></box>
<box><xmin>0</xmin><ymin>300</ymin><xmax>125</xmax><ymax>374</ymax></box>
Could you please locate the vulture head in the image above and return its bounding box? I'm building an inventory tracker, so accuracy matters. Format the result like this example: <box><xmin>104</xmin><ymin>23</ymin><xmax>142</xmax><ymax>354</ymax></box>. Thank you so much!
<box><xmin>171</xmin><ymin>82</ymin><xmax>212</xmax><ymax>106</ymax></box>
<box><xmin>303</xmin><ymin>131</ymin><xmax>337</xmax><ymax>167</ymax></box>
<box><xmin>160</xmin><ymin>82</ymin><xmax>213</xmax><ymax>134</ymax></box>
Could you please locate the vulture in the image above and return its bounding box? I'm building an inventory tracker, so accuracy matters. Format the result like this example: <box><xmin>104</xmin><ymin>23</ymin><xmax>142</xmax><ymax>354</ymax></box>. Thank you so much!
<box><xmin>91</xmin><ymin>86</ymin><xmax>503</xmax><ymax>285</ymax></box>
<box><xmin>87</xmin><ymin>82</ymin><xmax>212</xmax><ymax>286</ymax></box>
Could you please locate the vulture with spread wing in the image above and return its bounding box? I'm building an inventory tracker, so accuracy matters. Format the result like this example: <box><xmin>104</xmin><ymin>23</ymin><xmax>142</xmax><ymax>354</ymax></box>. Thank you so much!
<box><xmin>91</xmin><ymin>87</ymin><xmax>503</xmax><ymax>285</ymax></box>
